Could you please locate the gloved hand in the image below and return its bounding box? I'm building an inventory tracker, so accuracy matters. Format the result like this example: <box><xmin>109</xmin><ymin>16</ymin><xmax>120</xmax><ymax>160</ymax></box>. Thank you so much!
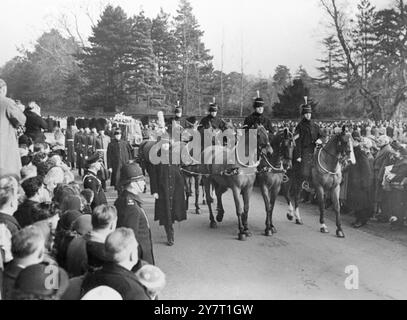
<box><xmin>297</xmin><ymin>158</ymin><xmax>302</xmax><ymax>163</ymax></box>
<box><xmin>153</xmin><ymin>193</ymin><xmax>159</xmax><ymax>200</ymax></box>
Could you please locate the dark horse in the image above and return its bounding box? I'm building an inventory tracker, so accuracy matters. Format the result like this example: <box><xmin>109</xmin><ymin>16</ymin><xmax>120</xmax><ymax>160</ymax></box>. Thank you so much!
<box><xmin>286</xmin><ymin>132</ymin><xmax>355</xmax><ymax>238</ymax></box>
<box><xmin>198</xmin><ymin>125</ymin><xmax>272</xmax><ymax>241</ymax></box>
<box><xmin>257</xmin><ymin>128</ymin><xmax>295</xmax><ymax>236</ymax></box>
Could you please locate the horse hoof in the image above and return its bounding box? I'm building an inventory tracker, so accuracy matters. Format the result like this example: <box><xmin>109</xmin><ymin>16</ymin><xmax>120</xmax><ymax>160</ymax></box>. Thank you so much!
<box><xmin>243</xmin><ymin>230</ymin><xmax>252</xmax><ymax>237</ymax></box>
<box><xmin>238</xmin><ymin>233</ymin><xmax>247</xmax><ymax>241</ymax></box>
<box><xmin>287</xmin><ymin>214</ymin><xmax>294</xmax><ymax>221</ymax></box>
<box><xmin>195</xmin><ymin>209</ymin><xmax>201</xmax><ymax>215</ymax></box>
<box><xmin>296</xmin><ymin>219</ymin><xmax>304</xmax><ymax>225</ymax></box>
<box><xmin>336</xmin><ymin>230</ymin><xmax>345</xmax><ymax>238</ymax></box>
<box><xmin>320</xmin><ymin>227</ymin><xmax>329</xmax><ymax>234</ymax></box>
<box><xmin>265</xmin><ymin>230</ymin><xmax>273</xmax><ymax>237</ymax></box>
<box><xmin>216</xmin><ymin>213</ymin><xmax>224</xmax><ymax>223</ymax></box>
<box><xmin>210</xmin><ymin>221</ymin><xmax>217</xmax><ymax>229</ymax></box>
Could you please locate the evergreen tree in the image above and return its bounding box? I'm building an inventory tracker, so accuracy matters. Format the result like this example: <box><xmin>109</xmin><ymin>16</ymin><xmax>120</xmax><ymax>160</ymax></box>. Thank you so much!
<box><xmin>272</xmin><ymin>79</ymin><xmax>317</xmax><ymax>119</ymax></box>
<box><xmin>317</xmin><ymin>35</ymin><xmax>346</xmax><ymax>87</ymax></box>
<box><xmin>80</xmin><ymin>5</ymin><xmax>138</xmax><ymax>112</ymax></box>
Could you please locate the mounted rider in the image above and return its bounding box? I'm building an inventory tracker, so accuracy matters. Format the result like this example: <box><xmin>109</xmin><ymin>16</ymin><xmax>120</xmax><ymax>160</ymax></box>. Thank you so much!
<box><xmin>199</xmin><ymin>101</ymin><xmax>228</xmax><ymax>149</ymax></box>
<box><xmin>243</xmin><ymin>92</ymin><xmax>273</xmax><ymax>133</ymax></box>
<box><xmin>293</xmin><ymin>98</ymin><xmax>322</xmax><ymax>191</ymax></box>
<box><xmin>166</xmin><ymin>103</ymin><xmax>186</xmax><ymax>141</ymax></box>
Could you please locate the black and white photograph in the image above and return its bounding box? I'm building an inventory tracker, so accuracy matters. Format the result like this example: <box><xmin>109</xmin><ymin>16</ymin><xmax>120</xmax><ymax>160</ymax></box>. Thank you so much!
<box><xmin>0</xmin><ymin>0</ymin><xmax>407</xmax><ymax>304</ymax></box>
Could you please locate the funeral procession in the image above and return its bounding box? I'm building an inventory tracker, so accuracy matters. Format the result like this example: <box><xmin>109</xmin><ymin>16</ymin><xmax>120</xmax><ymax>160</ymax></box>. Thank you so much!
<box><xmin>1</xmin><ymin>0</ymin><xmax>407</xmax><ymax>303</ymax></box>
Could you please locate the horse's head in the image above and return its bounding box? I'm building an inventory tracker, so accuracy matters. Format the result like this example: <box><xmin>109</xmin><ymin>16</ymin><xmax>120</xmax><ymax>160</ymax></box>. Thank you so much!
<box><xmin>256</xmin><ymin>124</ymin><xmax>273</xmax><ymax>156</ymax></box>
<box><xmin>280</xmin><ymin>128</ymin><xmax>295</xmax><ymax>170</ymax></box>
<box><xmin>336</xmin><ymin>132</ymin><xmax>356</xmax><ymax>165</ymax></box>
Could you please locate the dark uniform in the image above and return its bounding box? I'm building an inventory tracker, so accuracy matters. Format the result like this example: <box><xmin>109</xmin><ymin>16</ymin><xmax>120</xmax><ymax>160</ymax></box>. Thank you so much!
<box><xmin>243</xmin><ymin>97</ymin><xmax>273</xmax><ymax>132</ymax></box>
<box><xmin>294</xmin><ymin>104</ymin><xmax>321</xmax><ymax>181</ymax></box>
<box><xmin>114</xmin><ymin>163</ymin><xmax>154</xmax><ymax>265</ymax></box>
<box><xmin>83</xmin><ymin>169</ymin><xmax>107</xmax><ymax>210</ymax></box>
<box><xmin>95</xmin><ymin>118</ymin><xmax>111</xmax><ymax>192</ymax></box>
<box><xmin>199</xmin><ymin>103</ymin><xmax>227</xmax><ymax>149</ymax></box>
<box><xmin>74</xmin><ymin>119</ymin><xmax>85</xmax><ymax>176</ymax></box>
<box><xmin>65</xmin><ymin>117</ymin><xmax>76</xmax><ymax>168</ymax></box>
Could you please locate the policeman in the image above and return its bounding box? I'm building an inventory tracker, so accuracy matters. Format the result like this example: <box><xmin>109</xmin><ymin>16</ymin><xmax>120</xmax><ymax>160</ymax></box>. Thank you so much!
<box><xmin>83</xmin><ymin>153</ymin><xmax>108</xmax><ymax>210</ymax></box>
<box><xmin>294</xmin><ymin>100</ymin><xmax>322</xmax><ymax>189</ymax></box>
<box><xmin>114</xmin><ymin>162</ymin><xmax>155</xmax><ymax>265</ymax></box>
<box><xmin>243</xmin><ymin>95</ymin><xmax>273</xmax><ymax>132</ymax></box>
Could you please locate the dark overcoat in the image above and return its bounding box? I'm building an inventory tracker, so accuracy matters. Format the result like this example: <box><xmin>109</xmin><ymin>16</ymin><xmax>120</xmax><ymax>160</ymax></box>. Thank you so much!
<box><xmin>149</xmin><ymin>161</ymin><xmax>187</xmax><ymax>227</ymax></box>
<box><xmin>114</xmin><ymin>191</ymin><xmax>155</xmax><ymax>265</ymax></box>
<box><xmin>107</xmin><ymin>139</ymin><xmax>133</xmax><ymax>189</ymax></box>
<box><xmin>347</xmin><ymin>147</ymin><xmax>374</xmax><ymax>212</ymax></box>
<box><xmin>24</xmin><ymin>110</ymin><xmax>47</xmax><ymax>143</ymax></box>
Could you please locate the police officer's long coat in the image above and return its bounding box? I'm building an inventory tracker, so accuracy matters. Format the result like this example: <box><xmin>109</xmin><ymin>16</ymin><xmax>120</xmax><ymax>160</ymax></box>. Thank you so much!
<box><xmin>114</xmin><ymin>190</ymin><xmax>155</xmax><ymax>265</ymax></box>
<box><xmin>149</xmin><ymin>163</ymin><xmax>187</xmax><ymax>227</ymax></box>
<box><xmin>107</xmin><ymin>139</ymin><xmax>133</xmax><ymax>189</ymax></box>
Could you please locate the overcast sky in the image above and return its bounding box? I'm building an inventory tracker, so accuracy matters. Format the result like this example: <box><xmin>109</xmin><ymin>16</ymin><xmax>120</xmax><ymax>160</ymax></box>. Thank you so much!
<box><xmin>0</xmin><ymin>0</ymin><xmax>392</xmax><ymax>77</ymax></box>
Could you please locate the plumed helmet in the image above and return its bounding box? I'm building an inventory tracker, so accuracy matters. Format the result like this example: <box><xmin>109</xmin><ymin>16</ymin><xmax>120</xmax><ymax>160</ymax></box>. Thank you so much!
<box><xmin>96</xmin><ymin>118</ymin><xmax>107</xmax><ymax>132</ymax></box>
<box><xmin>208</xmin><ymin>103</ymin><xmax>218</xmax><ymax>113</ymax></box>
<box><xmin>253</xmin><ymin>98</ymin><xmax>265</xmax><ymax>109</ymax></box>
<box><xmin>175</xmin><ymin>106</ymin><xmax>182</xmax><ymax>114</ymax></box>
<box><xmin>67</xmin><ymin>116</ymin><xmax>76</xmax><ymax>127</ymax></box>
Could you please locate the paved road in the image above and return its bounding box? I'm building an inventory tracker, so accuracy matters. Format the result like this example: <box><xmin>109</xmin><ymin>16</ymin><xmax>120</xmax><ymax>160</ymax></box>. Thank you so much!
<box><xmin>106</xmin><ymin>183</ymin><xmax>407</xmax><ymax>300</ymax></box>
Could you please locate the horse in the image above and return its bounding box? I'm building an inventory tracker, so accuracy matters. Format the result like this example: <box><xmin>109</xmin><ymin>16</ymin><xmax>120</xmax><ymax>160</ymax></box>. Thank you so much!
<box><xmin>257</xmin><ymin>128</ymin><xmax>295</xmax><ymax>236</ymax></box>
<box><xmin>198</xmin><ymin>124</ymin><xmax>272</xmax><ymax>241</ymax></box>
<box><xmin>286</xmin><ymin>132</ymin><xmax>355</xmax><ymax>238</ymax></box>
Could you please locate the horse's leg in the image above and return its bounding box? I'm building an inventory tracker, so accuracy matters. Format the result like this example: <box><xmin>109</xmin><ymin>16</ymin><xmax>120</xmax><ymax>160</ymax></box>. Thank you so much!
<box><xmin>231</xmin><ymin>186</ymin><xmax>245</xmax><ymax>241</ymax></box>
<box><xmin>316</xmin><ymin>185</ymin><xmax>329</xmax><ymax>233</ymax></box>
<box><xmin>204</xmin><ymin>178</ymin><xmax>216</xmax><ymax>229</ymax></box>
<box><xmin>216</xmin><ymin>186</ymin><xmax>226</xmax><ymax>223</ymax></box>
<box><xmin>260</xmin><ymin>178</ymin><xmax>272</xmax><ymax>236</ymax></box>
<box><xmin>292</xmin><ymin>178</ymin><xmax>303</xmax><ymax>225</ymax></box>
<box><xmin>332</xmin><ymin>186</ymin><xmax>345</xmax><ymax>238</ymax></box>
<box><xmin>195</xmin><ymin>176</ymin><xmax>201</xmax><ymax>215</ymax></box>
<box><xmin>269</xmin><ymin>177</ymin><xmax>281</xmax><ymax>234</ymax></box>
<box><xmin>241</xmin><ymin>186</ymin><xmax>252</xmax><ymax>237</ymax></box>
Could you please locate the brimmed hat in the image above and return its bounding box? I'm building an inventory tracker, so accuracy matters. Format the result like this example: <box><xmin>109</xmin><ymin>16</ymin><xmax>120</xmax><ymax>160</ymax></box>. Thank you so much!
<box><xmin>14</xmin><ymin>263</ymin><xmax>69</xmax><ymax>299</ymax></box>
<box><xmin>119</xmin><ymin>163</ymin><xmax>145</xmax><ymax>187</ymax></box>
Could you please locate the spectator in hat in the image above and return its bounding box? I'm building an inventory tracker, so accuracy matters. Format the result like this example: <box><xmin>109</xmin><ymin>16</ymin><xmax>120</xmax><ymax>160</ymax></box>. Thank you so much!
<box><xmin>83</xmin><ymin>154</ymin><xmax>107</xmax><ymax>210</ymax></box>
<box><xmin>24</xmin><ymin>102</ymin><xmax>48</xmax><ymax>144</ymax></box>
<box><xmin>0</xmin><ymin>176</ymin><xmax>21</xmax><ymax>236</ymax></box>
<box><xmin>115</xmin><ymin>163</ymin><xmax>154</xmax><ymax>264</ymax></box>
<box><xmin>347</xmin><ymin>131</ymin><xmax>374</xmax><ymax>228</ymax></box>
<box><xmin>135</xmin><ymin>265</ymin><xmax>166</xmax><ymax>300</ymax></box>
<box><xmin>66</xmin><ymin>204</ymin><xmax>117</xmax><ymax>277</ymax></box>
<box><xmin>12</xmin><ymin>263</ymin><xmax>69</xmax><ymax>300</ymax></box>
<box><xmin>2</xmin><ymin>226</ymin><xmax>45</xmax><ymax>300</ymax></box>
<box><xmin>81</xmin><ymin>228</ymin><xmax>149</xmax><ymax>300</ymax></box>
<box><xmin>0</xmin><ymin>79</ymin><xmax>26</xmax><ymax>179</ymax></box>
<box><xmin>107</xmin><ymin>128</ymin><xmax>133</xmax><ymax>191</ymax></box>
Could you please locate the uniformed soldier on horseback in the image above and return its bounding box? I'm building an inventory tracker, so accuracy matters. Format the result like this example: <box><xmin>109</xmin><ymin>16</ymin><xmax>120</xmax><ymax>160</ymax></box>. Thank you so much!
<box><xmin>166</xmin><ymin>104</ymin><xmax>186</xmax><ymax>141</ymax></box>
<box><xmin>199</xmin><ymin>101</ymin><xmax>227</xmax><ymax>149</ymax></box>
<box><xmin>293</xmin><ymin>99</ymin><xmax>322</xmax><ymax>192</ymax></box>
<box><xmin>243</xmin><ymin>93</ymin><xmax>273</xmax><ymax>133</ymax></box>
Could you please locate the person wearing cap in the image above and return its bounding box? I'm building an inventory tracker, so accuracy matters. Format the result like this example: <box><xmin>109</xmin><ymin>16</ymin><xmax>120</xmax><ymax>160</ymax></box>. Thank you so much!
<box><xmin>74</xmin><ymin>119</ymin><xmax>85</xmax><ymax>176</ymax></box>
<box><xmin>0</xmin><ymin>79</ymin><xmax>27</xmax><ymax>179</ymax></box>
<box><xmin>167</xmin><ymin>106</ymin><xmax>186</xmax><ymax>138</ymax></box>
<box><xmin>199</xmin><ymin>102</ymin><xmax>227</xmax><ymax>132</ymax></box>
<box><xmin>243</xmin><ymin>96</ymin><xmax>273</xmax><ymax>133</ymax></box>
<box><xmin>65</xmin><ymin>117</ymin><xmax>77</xmax><ymax>169</ymax></box>
<box><xmin>107</xmin><ymin>128</ymin><xmax>133</xmax><ymax>192</ymax></box>
<box><xmin>135</xmin><ymin>265</ymin><xmax>166</xmax><ymax>300</ymax></box>
<box><xmin>81</xmin><ymin>228</ymin><xmax>149</xmax><ymax>300</ymax></box>
<box><xmin>293</xmin><ymin>100</ymin><xmax>322</xmax><ymax>190</ymax></box>
<box><xmin>12</xmin><ymin>262</ymin><xmax>69</xmax><ymax>300</ymax></box>
<box><xmin>114</xmin><ymin>163</ymin><xmax>154</xmax><ymax>265</ymax></box>
<box><xmin>83</xmin><ymin>154</ymin><xmax>107</xmax><ymax>210</ymax></box>
<box><xmin>95</xmin><ymin>118</ymin><xmax>111</xmax><ymax>192</ymax></box>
